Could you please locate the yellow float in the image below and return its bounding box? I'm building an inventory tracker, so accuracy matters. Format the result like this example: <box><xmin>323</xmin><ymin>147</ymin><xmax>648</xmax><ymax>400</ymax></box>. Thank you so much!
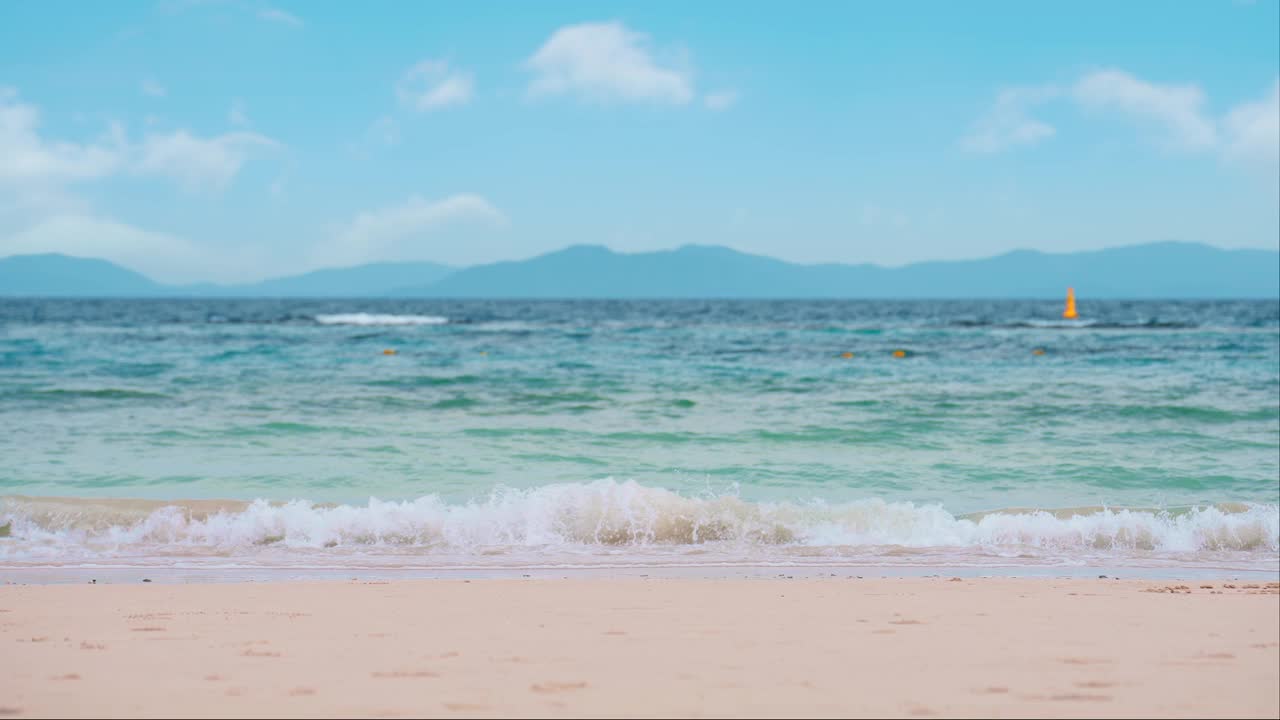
<box><xmin>1063</xmin><ymin>287</ymin><xmax>1079</xmax><ymax>320</ymax></box>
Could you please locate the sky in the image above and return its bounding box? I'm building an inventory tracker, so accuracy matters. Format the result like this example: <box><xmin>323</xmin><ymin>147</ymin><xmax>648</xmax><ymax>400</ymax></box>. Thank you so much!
<box><xmin>1</xmin><ymin>0</ymin><xmax>1277</xmax><ymax>284</ymax></box>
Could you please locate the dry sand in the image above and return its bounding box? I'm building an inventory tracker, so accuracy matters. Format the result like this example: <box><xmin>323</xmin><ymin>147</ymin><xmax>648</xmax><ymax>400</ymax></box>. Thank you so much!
<box><xmin>1</xmin><ymin>577</ymin><xmax>1277</xmax><ymax>718</ymax></box>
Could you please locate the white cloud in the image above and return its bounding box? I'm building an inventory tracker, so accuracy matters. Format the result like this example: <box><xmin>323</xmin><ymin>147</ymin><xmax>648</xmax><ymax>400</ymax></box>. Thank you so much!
<box><xmin>1072</xmin><ymin>69</ymin><xmax>1217</xmax><ymax>150</ymax></box>
<box><xmin>965</xmin><ymin>71</ymin><xmax>1279</xmax><ymax>167</ymax></box>
<box><xmin>2</xmin><ymin>88</ymin><xmax>278</xmax><ymax>193</ymax></box>
<box><xmin>0</xmin><ymin>214</ymin><xmax>215</xmax><ymax>283</ymax></box>
<box><xmin>704</xmin><ymin>90</ymin><xmax>738</xmax><ymax>111</ymax></box>
<box><xmin>259</xmin><ymin>8</ymin><xmax>302</xmax><ymax>27</ymax></box>
<box><xmin>0</xmin><ymin>89</ymin><xmax>285</xmax><ymax>283</ymax></box>
<box><xmin>396</xmin><ymin>60</ymin><xmax>474</xmax><ymax>111</ymax></box>
<box><xmin>0</xmin><ymin>89</ymin><xmax>124</xmax><ymax>185</ymax></box>
<box><xmin>141</xmin><ymin>79</ymin><xmax>167</xmax><ymax>98</ymax></box>
<box><xmin>317</xmin><ymin>194</ymin><xmax>505</xmax><ymax>268</ymax></box>
<box><xmin>0</xmin><ymin>196</ymin><xmax>501</xmax><ymax>283</ymax></box>
<box><xmin>2</xmin><ymin>213</ymin><xmax>280</xmax><ymax>283</ymax></box>
<box><xmin>525</xmin><ymin>21</ymin><xmax>694</xmax><ymax>105</ymax></box>
<box><xmin>960</xmin><ymin>86</ymin><xmax>1059</xmax><ymax>153</ymax></box>
<box><xmin>135</xmin><ymin>130</ymin><xmax>278</xmax><ymax>190</ymax></box>
<box><xmin>1223</xmin><ymin>79</ymin><xmax>1280</xmax><ymax>164</ymax></box>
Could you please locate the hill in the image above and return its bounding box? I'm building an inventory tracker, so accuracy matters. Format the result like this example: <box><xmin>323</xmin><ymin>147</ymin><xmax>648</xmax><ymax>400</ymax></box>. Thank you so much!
<box><xmin>3</xmin><ymin>242</ymin><xmax>1276</xmax><ymax>298</ymax></box>
<box><xmin>399</xmin><ymin>242</ymin><xmax>1280</xmax><ymax>298</ymax></box>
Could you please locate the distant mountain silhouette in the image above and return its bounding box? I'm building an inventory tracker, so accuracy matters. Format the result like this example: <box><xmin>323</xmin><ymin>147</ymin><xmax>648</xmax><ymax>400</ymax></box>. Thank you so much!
<box><xmin>202</xmin><ymin>262</ymin><xmax>454</xmax><ymax>297</ymax></box>
<box><xmin>0</xmin><ymin>256</ymin><xmax>452</xmax><ymax>297</ymax></box>
<box><xmin>401</xmin><ymin>241</ymin><xmax>1280</xmax><ymax>298</ymax></box>
<box><xmin>0</xmin><ymin>254</ymin><xmax>163</xmax><ymax>296</ymax></box>
<box><xmin>2</xmin><ymin>242</ymin><xmax>1276</xmax><ymax>298</ymax></box>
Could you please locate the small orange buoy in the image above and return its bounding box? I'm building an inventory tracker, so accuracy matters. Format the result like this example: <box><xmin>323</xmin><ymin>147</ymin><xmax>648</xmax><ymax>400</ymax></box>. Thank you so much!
<box><xmin>1032</xmin><ymin>348</ymin><xmax>1046</xmax><ymax>356</ymax></box>
<box><xmin>382</xmin><ymin>349</ymin><xmax>397</xmax><ymax>355</ymax></box>
<box><xmin>893</xmin><ymin>349</ymin><xmax>907</xmax><ymax>358</ymax></box>
<box><xmin>840</xmin><ymin>351</ymin><xmax>854</xmax><ymax>359</ymax></box>
<box><xmin>1063</xmin><ymin>287</ymin><xmax>1079</xmax><ymax>320</ymax></box>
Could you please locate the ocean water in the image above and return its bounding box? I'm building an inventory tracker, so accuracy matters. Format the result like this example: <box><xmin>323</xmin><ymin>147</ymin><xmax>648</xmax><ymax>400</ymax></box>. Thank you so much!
<box><xmin>0</xmin><ymin>298</ymin><xmax>1277</xmax><ymax>576</ymax></box>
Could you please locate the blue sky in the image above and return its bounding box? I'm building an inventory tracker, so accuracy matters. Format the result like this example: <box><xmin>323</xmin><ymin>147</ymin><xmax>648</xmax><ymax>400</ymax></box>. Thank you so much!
<box><xmin>1</xmin><ymin>1</ymin><xmax>1277</xmax><ymax>283</ymax></box>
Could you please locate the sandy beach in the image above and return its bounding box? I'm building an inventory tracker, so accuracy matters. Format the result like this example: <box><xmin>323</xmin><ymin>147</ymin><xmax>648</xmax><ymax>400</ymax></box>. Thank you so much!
<box><xmin>1</xmin><ymin>576</ymin><xmax>1276</xmax><ymax>718</ymax></box>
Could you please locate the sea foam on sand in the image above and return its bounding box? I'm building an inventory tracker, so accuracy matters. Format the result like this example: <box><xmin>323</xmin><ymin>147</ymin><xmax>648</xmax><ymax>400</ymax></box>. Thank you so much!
<box><xmin>2</xmin><ymin>481</ymin><xmax>1275</xmax><ymax>568</ymax></box>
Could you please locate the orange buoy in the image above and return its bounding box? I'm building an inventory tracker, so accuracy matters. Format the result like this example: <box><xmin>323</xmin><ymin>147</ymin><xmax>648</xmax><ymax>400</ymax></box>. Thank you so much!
<box><xmin>840</xmin><ymin>351</ymin><xmax>854</xmax><ymax>359</ymax></box>
<box><xmin>1063</xmin><ymin>287</ymin><xmax>1079</xmax><ymax>320</ymax></box>
<box><xmin>1032</xmin><ymin>348</ymin><xmax>1046</xmax><ymax>356</ymax></box>
<box><xmin>382</xmin><ymin>349</ymin><xmax>397</xmax><ymax>355</ymax></box>
<box><xmin>893</xmin><ymin>349</ymin><xmax>907</xmax><ymax>358</ymax></box>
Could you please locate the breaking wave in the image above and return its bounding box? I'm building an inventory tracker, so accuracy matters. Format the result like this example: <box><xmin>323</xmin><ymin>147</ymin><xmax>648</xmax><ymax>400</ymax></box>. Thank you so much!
<box><xmin>2</xmin><ymin>481</ymin><xmax>1276</xmax><ymax>562</ymax></box>
<box><xmin>314</xmin><ymin>313</ymin><xmax>448</xmax><ymax>326</ymax></box>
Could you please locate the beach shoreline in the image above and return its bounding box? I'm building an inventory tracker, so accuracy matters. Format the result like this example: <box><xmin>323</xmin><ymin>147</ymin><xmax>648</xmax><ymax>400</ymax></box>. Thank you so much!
<box><xmin>3</xmin><ymin>576</ymin><xmax>1276</xmax><ymax>718</ymax></box>
<box><xmin>3</xmin><ymin>561</ymin><xmax>1279</xmax><ymax>586</ymax></box>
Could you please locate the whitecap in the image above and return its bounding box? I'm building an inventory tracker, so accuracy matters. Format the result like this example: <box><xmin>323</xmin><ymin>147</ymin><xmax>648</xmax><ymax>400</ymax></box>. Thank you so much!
<box><xmin>2</xmin><ymin>481</ymin><xmax>1275</xmax><ymax>561</ymax></box>
<box><xmin>314</xmin><ymin>313</ymin><xmax>448</xmax><ymax>326</ymax></box>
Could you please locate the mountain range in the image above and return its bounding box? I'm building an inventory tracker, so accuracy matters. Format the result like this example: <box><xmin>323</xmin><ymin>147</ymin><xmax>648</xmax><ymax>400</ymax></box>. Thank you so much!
<box><xmin>1</xmin><ymin>242</ymin><xmax>1276</xmax><ymax>299</ymax></box>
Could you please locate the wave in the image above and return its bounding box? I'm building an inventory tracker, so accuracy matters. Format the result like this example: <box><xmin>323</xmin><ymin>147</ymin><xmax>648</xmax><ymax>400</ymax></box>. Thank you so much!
<box><xmin>2</xmin><ymin>481</ymin><xmax>1276</xmax><ymax>560</ymax></box>
<box><xmin>7</xmin><ymin>388</ymin><xmax>171</xmax><ymax>402</ymax></box>
<box><xmin>949</xmin><ymin>319</ymin><xmax>1199</xmax><ymax>330</ymax></box>
<box><xmin>1018</xmin><ymin>319</ymin><xmax>1199</xmax><ymax>330</ymax></box>
<box><xmin>314</xmin><ymin>313</ymin><xmax>448</xmax><ymax>326</ymax></box>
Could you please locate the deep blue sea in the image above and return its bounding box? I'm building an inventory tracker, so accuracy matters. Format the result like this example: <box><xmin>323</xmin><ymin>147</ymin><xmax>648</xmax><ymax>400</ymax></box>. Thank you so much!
<box><xmin>1</xmin><ymin>298</ymin><xmax>1277</xmax><ymax>575</ymax></box>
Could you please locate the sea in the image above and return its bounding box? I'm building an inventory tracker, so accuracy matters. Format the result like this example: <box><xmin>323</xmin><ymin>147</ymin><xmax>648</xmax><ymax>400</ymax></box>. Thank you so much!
<box><xmin>1</xmin><ymin>298</ymin><xmax>1277</xmax><ymax>580</ymax></box>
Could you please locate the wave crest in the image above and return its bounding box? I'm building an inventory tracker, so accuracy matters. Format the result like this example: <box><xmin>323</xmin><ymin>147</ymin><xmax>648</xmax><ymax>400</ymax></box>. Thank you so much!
<box><xmin>314</xmin><ymin>313</ymin><xmax>448</xmax><ymax>326</ymax></box>
<box><xmin>2</xmin><ymin>481</ymin><xmax>1277</xmax><ymax>560</ymax></box>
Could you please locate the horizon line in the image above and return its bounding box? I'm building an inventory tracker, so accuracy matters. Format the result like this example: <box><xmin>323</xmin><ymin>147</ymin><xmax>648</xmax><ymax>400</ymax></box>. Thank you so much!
<box><xmin>4</xmin><ymin>238</ymin><xmax>1278</xmax><ymax>288</ymax></box>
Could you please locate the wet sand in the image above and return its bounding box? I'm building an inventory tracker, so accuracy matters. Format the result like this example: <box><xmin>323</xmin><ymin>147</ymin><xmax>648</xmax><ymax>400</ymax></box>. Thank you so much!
<box><xmin>1</xmin><ymin>577</ymin><xmax>1277</xmax><ymax>718</ymax></box>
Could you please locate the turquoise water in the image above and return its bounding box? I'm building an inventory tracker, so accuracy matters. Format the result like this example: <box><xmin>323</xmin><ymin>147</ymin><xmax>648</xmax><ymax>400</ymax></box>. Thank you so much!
<box><xmin>1</xmin><ymin>299</ymin><xmax>1277</xmax><ymax>573</ymax></box>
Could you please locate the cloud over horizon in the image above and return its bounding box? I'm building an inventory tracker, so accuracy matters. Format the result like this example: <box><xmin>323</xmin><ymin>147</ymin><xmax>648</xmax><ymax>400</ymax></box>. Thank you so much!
<box><xmin>2</xmin><ymin>3</ymin><xmax>1276</xmax><ymax>282</ymax></box>
<box><xmin>959</xmin><ymin>86</ymin><xmax>1059</xmax><ymax>153</ymax></box>
<box><xmin>1</xmin><ymin>88</ymin><xmax>284</xmax><ymax>282</ymax></box>
<box><xmin>1222</xmin><ymin>79</ymin><xmax>1280</xmax><ymax>163</ymax></box>
<box><xmin>1072</xmin><ymin>70</ymin><xmax>1218</xmax><ymax>150</ymax></box>
<box><xmin>0</xmin><ymin>89</ymin><xmax>125</xmax><ymax>185</ymax></box>
<box><xmin>0</xmin><ymin>214</ymin><xmax>262</xmax><ymax>284</ymax></box>
<box><xmin>1</xmin><ymin>88</ymin><xmax>280</xmax><ymax>191</ymax></box>
<box><xmin>962</xmin><ymin>70</ymin><xmax>1280</xmax><ymax>165</ymax></box>
<box><xmin>525</xmin><ymin>22</ymin><xmax>695</xmax><ymax>105</ymax></box>
<box><xmin>135</xmin><ymin>130</ymin><xmax>278</xmax><ymax>190</ymax></box>
<box><xmin>314</xmin><ymin>194</ymin><xmax>507</xmax><ymax>270</ymax></box>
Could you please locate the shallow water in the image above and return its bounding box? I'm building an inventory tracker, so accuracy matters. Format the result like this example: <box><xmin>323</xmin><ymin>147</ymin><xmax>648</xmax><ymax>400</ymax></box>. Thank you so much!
<box><xmin>1</xmin><ymin>299</ymin><xmax>1277</xmax><ymax>574</ymax></box>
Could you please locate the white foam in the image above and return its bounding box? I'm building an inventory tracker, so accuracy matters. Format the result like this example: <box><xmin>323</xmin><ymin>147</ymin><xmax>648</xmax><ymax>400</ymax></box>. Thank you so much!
<box><xmin>1021</xmin><ymin>319</ymin><xmax>1098</xmax><ymax>328</ymax></box>
<box><xmin>2</xmin><ymin>481</ymin><xmax>1277</xmax><ymax>562</ymax></box>
<box><xmin>314</xmin><ymin>313</ymin><xmax>448</xmax><ymax>326</ymax></box>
